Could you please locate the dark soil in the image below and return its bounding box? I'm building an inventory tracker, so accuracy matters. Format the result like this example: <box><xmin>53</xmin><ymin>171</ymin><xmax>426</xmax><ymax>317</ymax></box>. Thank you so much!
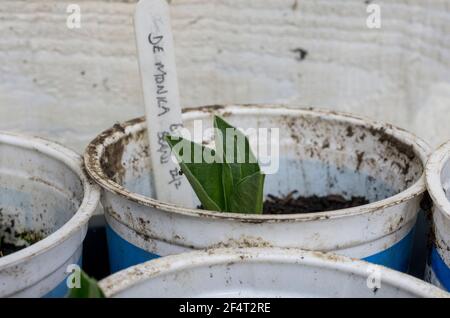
<box><xmin>0</xmin><ymin>242</ymin><xmax>27</xmax><ymax>257</ymax></box>
<box><xmin>0</xmin><ymin>230</ymin><xmax>45</xmax><ymax>258</ymax></box>
<box><xmin>263</xmin><ymin>190</ymin><xmax>369</xmax><ymax>215</ymax></box>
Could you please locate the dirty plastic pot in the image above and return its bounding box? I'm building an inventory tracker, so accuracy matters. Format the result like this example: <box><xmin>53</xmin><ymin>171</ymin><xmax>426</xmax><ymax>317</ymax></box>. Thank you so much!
<box><xmin>0</xmin><ymin>132</ymin><xmax>100</xmax><ymax>297</ymax></box>
<box><xmin>98</xmin><ymin>248</ymin><xmax>449</xmax><ymax>298</ymax></box>
<box><xmin>425</xmin><ymin>140</ymin><xmax>450</xmax><ymax>291</ymax></box>
<box><xmin>85</xmin><ymin>105</ymin><xmax>430</xmax><ymax>274</ymax></box>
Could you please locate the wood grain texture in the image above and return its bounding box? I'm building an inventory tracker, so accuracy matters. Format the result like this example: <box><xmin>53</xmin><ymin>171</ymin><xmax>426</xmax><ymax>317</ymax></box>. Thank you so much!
<box><xmin>0</xmin><ymin>0</ymin><xmax>449</xmax><ymax>150</ymax></box>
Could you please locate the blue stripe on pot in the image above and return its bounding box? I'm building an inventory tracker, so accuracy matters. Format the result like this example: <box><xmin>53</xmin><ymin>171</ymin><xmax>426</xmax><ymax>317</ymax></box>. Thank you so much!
<box><xmin>44</xmin><ymin>257</ymin><xmax>83</xmax><ymax>298</ymax></box>
<box><xmin>107</xmin><ymin>225</ymin><xmax>415</xmax><ymax>273</ymax></box>
<box><xmin>363</xmin><ymin>228</ymin><xmax>415</xmax><ymax>272</ymax></box>
<box><xmin>430</xmin><ymin>246</ymin><xmax>450</xmax><ymax>291</ymax></box>
<box><xmin>106</xmin><ymin>225</ymin><xmax>160</xmax><ymax>273</ymax></box>
<box><xmin>44</xmin><ymin>277</ymin><xmax>71</xmax><ymax>298</ymax></box>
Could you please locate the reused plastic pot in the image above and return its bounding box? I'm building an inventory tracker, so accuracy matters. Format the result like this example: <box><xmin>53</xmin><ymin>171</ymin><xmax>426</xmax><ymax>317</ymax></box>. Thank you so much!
<box><xmin>99</xmin><ymin>248</ymin><xmax>449</xmax><ymax>298</ymax></box>
<box><xmin>425</xmin><ymin>140</ymin><xmax>450</xmax><ymax>291</ymax></box>
<box><xmin>85</xmin><ymin>105</ymin><xmax>429</xmax><ymax>273</ymax></box>
<box><xmin>0</xmin><ymin>132</ymin><xmax>100</xmax><ymax>297</ymax></box>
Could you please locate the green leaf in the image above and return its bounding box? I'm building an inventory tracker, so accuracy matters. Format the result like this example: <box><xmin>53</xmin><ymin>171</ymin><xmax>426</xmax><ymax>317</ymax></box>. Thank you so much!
<box><xmin>213</xmin><ymin>116</ymin><xmax>260</xmax><ymax>181</ymax></box>
<box><xmin>229</xmin><ymin>171</ymin><xmax>265</xmax><ymax>214</ymax></box>
<box><xmin>221</xmin><ymin>163</ymin><xmax>234</xmax><ymax>211</ymax></box>
<box><xmin>67</xmin><ymin>270</ymin><xmax>105</xmax><ymax>298</ymax></box>
<box><xmin>165</xmin><ymin>135</ymin><xmax>225</xmax><ymax>211</ymax></box>
<box><xmin>165</xmin><ymin>116</ymin><xmax>265</xmax><ymax>215</ymax></box>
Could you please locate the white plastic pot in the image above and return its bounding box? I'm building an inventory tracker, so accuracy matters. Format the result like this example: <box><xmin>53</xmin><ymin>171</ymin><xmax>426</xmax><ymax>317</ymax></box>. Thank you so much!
<box><xmin>85</xmin><ymin>105</ymin><xmax>430</xmax><ymax>274</ymax></box>
<box><xmin>425</xmin><ymin>140</ymin><xmax>450</xmax><ymax>291</ymax></box>
<box><xmin>99</xmin><ymin>248</ymin><xmax>449</xmax><ymax>298</ymax></box>
<box><xmin>0</xmin><ymin>132</ymin><xmax>100</xmax><ymax>297</ymax></box>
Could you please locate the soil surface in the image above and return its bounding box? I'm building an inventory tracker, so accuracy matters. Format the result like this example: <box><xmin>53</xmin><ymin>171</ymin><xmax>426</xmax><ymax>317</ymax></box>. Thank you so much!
<box><xmin>263</xmin><ymin>190</ymin><xmax>369</xmax><ymax>215</ymax></box>
<box><xmin>0</xmin><ymin>230</ymin><xmax>45</xmax><ymax>258</ymax></box>
<box><xmin>0</xmin><ymin>242</ymin><xmax>27</xmax><ymax>257</ymax></box>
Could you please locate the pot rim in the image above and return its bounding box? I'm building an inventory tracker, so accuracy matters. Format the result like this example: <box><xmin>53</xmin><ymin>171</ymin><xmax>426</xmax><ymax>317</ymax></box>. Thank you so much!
<box><xmin>84</xmin><ymin>104</ymin><xmax>430</xmax><ymax>223</ymax></box>
<box><xmin>426</xmin><ymin>140</ymin><xmax>450</xmax><ymax>220</ymax></box>
<box><xmin>99</xmin><ymin>247</ymin><xmax>448</xmax><ymax>298</ymax></box>
<box><xmin>0</xmin><ymin>132</ymin><xmax>100</xmax><ymax>269</ymax></box>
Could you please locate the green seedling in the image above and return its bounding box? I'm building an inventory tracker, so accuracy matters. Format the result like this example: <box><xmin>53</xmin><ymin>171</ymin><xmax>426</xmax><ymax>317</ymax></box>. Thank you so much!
<box><xmin>165</xmin><ymin>116</ymin><xmax>265</xmax><ymax>214</ymax></box>
<box><xmin>67</xmin><ymin>270</ymin><xmax>105</xmax><ymax>298</ymax></box>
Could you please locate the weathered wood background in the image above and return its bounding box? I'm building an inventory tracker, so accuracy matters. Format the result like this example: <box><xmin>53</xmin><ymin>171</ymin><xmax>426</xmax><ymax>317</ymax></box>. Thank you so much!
<box><xmin>1</xmin><ymin>0</ymin><xmax>449</xmax><ymax>151</ymax></box>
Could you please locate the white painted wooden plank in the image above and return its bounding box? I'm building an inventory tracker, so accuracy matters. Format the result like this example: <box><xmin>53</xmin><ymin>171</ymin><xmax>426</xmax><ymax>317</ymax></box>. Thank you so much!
<box><xmin>0</xmin><ymin>0</ymin><xmax>449</xmax><ymax>151</ymax></box>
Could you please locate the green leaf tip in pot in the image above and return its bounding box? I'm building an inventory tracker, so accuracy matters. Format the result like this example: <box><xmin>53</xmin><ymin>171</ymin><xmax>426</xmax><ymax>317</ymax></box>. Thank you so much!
<box><xmin>165</xmin><ymin>115</ymin><xmax>265</xmax><ymax>214</ymax></box>
<box><xmin>67</xmin><ymin>270</ymin><xmax>105</xmax><ymax>298</ymax></box>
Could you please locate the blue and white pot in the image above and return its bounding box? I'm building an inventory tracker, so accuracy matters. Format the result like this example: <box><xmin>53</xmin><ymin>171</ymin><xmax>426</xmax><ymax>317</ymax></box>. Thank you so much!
<box><xmin>425</xmin><ymin>140</ymin><xmax>450</xmax><ymax>291</ymax></box>
<box><xmin>0</xmin><ymin>132</ymin><xmax>100</xmax><ymax>297</ymax></box>
<box><xmin>85</xmin><ymin>105</ymin><xmax>429</xmax><ymax>274</ymax></box>
<box><xmin>99</xmin><ymin>248</ymin><xmax>449</xmax><ymax>298</ymax></box>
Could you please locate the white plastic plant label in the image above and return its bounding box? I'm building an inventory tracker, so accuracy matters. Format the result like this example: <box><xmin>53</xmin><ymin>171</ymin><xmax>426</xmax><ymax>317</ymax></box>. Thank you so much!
<box><xmin>134</xmin><ymin>0</ymin><xmax>193</xmax><ymax>206</ymax></box>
